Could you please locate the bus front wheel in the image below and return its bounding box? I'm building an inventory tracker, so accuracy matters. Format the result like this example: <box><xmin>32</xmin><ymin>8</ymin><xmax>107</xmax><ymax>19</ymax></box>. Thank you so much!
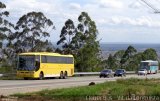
<box><xmin>39</xmin><ymin>72</ymin><xmax>44</xmax><ymax>80</ymax></box>
<box><xmin>155</xmin><ymin>70</ymin><xmax>158</xmax><ymax>74</ymax></box>
<box><xmin>59</xmin><ymin>71</ymin><xmax>63</xmax><ymax>79</ymax></box>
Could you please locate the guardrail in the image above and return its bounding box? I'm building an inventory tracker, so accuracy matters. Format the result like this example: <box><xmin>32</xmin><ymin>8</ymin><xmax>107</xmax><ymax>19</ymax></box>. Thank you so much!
<box><xmin>74</xmin><ymin>71</ymin><xmax>136</xmax><ymax>76</ymax></box>
<box><xmin>74</xmin><ymin>72</ymin><xmax>100</xmax><ymax>76</ymax></box>
<box><xmin>0</xmin><ymin>74</ymin><xmax>3</xmax><ymax>77</ymax></box>
<box><xmin>0</xmin><ymin>71</ymin><xmax>136</xmax><ymax>77</ymax></box>
<box><xmin>0</xmin><ymin>73</ymin><xmax>16</xmax><ymax>77</ymax></box>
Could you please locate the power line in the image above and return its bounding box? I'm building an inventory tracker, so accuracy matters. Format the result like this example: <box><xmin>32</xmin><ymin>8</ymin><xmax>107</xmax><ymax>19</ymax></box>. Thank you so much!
<box><xmin>141</xmin><ymin>0</ymin><xmax>160</xmax><ymax>13</ymax></box>
<box><xmin>137</xmin><ymin>0</ymin><xmax>152</xmax><ymax>10</ymax></box>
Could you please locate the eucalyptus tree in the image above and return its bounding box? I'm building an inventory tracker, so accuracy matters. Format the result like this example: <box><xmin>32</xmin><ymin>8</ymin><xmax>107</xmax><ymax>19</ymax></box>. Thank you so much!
<box><xmin>14</xmin><ymin>12</ymin><xmax>55</xmax><ymax>53</ymax></box>
<box><xmin>0</xmin><ymin>2</ymin><xmax>14</xmax><ymax>48</ymax></box>
<box><xmin>130</xmin><ymin>52</ymin><xmax>143</xmax><ymax>71</ymax></box>
<box><xmin>0</xmin><ymin>2</ymin><xmax>14</xmax><ymax>64</ymax></box>
<box><xmin>106</xmin><ymin>54</ymin><xmax>117</xmax><ymax>70</ymax></box>
<box><xmin>125</xmin><ymin>45</ymin><xmax>137</xmax><ymax>57</ymax></box>
<box><xmin>114</xmin><ymin>50</ymin><xmax>125</xmax><ymax>66</ymax></box>
<box><xmin>142</xmin><ymin>48</ymin><xmax>158</xmax><ymax>60</ymax></box>
<box><xmin>72</xmin><ymin>12</ymin><xmax>98</xmax><ymax>50</ymax></box>
<box><xmin>72</xmin><ymin>12</ymin><xmax>100</xmax><ymax>72</ymax></box>
<box><xmin>120</xmin><ymin>45</ymin><xmax>137</xmax><ymax>67</ymax></box>
<box><xmin>57</xmin><ymin>19</ymin><xmax>75</xmax><ymax>54</ymax></box>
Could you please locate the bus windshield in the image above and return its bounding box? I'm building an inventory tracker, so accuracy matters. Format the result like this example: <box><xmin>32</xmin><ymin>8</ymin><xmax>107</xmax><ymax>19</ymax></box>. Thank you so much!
<box><xmin>140</xmin><ymin>62</ymin><xmax>148</xmax><ymax>69</ymax></box>
<box><xmin>18</xmin><ymin>55</ymin><xmax>35</xmax><ymax>71</ymax></box>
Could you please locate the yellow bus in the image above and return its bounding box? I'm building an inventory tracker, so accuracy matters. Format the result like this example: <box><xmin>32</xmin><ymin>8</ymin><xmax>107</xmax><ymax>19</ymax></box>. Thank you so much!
<box><xmin>17</xmin><ymin>52</ymin><xmax>74</xmax><ymax>80</ymax></box>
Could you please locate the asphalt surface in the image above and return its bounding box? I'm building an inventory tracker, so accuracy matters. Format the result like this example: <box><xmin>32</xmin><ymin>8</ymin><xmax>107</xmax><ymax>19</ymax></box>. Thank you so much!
<box><xmin>0</xmin><ymin>74</ymin><xmax>160</xmax><ymax>96</ymax></box>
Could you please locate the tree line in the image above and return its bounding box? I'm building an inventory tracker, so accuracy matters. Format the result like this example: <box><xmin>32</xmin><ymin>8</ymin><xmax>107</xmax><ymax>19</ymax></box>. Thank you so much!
<box><xmin>0</xmin><ymin>2</ymin><xmax>100</xmax><ymax>72</ymax></box>
<box><xmin>102</xmin><ymin>46</ymin><xmax>158</xmax><ymax>71</ymax></box>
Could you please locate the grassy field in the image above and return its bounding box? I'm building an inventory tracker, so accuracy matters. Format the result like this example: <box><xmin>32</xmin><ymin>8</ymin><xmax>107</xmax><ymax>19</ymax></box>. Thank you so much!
<box><xmin>9</xmin><ymin>78</ymin><xmax>160</xmax><ymax>101</ymax></box>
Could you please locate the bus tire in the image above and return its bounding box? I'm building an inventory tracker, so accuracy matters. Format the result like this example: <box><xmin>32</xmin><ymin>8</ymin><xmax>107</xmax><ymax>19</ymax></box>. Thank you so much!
<box><xmin>63</xmin><ymin>71</ymin><xmax>67</xmax><ymax>79</ymax></box>
<box><xmin>59</xmin><ymin>71</ymin><xmax>63</xmax><ymax>79</ymax></box>
<box><xmin>39</xmin><ymin>72</ymin><xmax>44</xmax><ymax>80</ymax></box>
<box><xmin>155</xmin><ymin>70</ymin><xmax>158</xmax><ymax>74</ymax></box>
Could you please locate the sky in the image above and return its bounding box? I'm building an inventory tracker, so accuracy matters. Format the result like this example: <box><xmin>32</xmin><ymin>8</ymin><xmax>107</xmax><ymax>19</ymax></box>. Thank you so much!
<box><xmin>1</xmin><ymin>0</ymin><xmax>160</xmax><ymax>44</ymax></box>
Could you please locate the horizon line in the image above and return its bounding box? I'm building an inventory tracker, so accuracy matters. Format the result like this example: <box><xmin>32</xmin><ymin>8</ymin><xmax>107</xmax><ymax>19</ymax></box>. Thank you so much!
<box><xmin>51</xmin><ymin>42</ymin><xmax>160</xmax><ymax>44</ymax></box>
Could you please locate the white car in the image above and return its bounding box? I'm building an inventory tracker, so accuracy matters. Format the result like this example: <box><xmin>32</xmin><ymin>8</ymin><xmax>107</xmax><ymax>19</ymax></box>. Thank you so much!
<box><xmin>138</xmin><ymin>69</ymin><xmax>147</xmax><ymax>76</ymax></box>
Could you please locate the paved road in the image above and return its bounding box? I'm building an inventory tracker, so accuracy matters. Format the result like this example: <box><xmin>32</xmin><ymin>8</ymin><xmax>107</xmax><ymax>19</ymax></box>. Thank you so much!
<box><xmin>0</xmin><ymin>74</ymin><xmax>160</xmax><ymax>96</ymax></box>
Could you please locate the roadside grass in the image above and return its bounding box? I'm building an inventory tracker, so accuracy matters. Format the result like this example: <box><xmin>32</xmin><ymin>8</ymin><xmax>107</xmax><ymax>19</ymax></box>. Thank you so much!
<box><xmin>11</xmin><ymin>78</ymin><xmax>160</xmax><ymax>101</ymax></box>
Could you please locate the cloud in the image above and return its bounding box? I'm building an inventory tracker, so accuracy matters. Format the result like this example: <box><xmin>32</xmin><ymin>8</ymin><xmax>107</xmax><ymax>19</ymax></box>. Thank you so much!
<box><xmin>103</xmin><ymin>16</ymin><xmax>160</xmax><ymax>27</ymax></box>
<box><xmin>69</xmin><ymin>3</ymin><xmax>81</xmax><ymax>10</ymax></box>
<box><xmin>97</xmin><ymin>15</ymin><xmax>160</xmax><ymax>28</ymax></box>
<box><xmin>129</xmin><ymin>1</ymin><xmax>142</xmax><ymax>9</ymax></box>
<box><xmin>98</xmin><ymin>0</ymin><xmax>123</xmax><ymax>9</ymax></box>
<box><xmin>4</xmin><ymin>0</ymin><xmax>63</xmax><ymax>24</ymax></box>
<box><xmin>7</xmin><ymin>0</ymin><xmax>53</xmax><ymax>12</ymax></box>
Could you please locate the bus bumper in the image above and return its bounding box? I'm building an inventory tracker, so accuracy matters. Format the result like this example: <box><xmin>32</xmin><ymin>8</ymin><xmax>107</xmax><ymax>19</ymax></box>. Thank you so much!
<box><xmin>17</xmin><ymin>71</ymin><xmax>36</xmax><ymax>78</ymax></box>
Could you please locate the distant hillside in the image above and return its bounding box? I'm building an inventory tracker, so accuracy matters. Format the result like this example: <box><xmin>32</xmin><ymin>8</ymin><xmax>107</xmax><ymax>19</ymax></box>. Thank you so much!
<box><xmin>100</xmin><ymin>43</ymin><xmax>160</xmax><ymax>52</ymax></box>
<box><xmin>53</xmin><ymin>42</ymin><xmax>160</xmax><ymax>59</ymax></box>
<box><xmin>99</xmin><ymin>43</ymin><xmax>160</xmax><ymax>59</ymax></box>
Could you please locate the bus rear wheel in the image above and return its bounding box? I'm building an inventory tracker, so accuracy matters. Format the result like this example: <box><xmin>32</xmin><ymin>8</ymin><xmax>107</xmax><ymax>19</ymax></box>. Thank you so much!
<box><xmin>63</xmin><ymin>71</ymin><xmax>67</xmax><ymax>79</ymax></box>
<box><xmin>39</xmin><ymin>72</ymin><xmax>44</xmax><ymax>80</ymax></box>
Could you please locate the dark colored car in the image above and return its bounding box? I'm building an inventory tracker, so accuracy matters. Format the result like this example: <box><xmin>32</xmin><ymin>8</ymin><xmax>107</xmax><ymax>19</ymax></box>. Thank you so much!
<box><xmin>99</xmin><ymin>69</ymin><xmax>113</xmax><ymax>78</ymax></box>
<box><xmin>114</xmin><ymin>69</ymin><xmax>126</xmax><ymax>77</ymax></box>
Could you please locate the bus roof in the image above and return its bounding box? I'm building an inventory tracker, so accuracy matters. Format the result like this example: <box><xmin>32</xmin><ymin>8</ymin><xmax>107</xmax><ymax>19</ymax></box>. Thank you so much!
<box><xmin>19</xmin><ymin>52</ymin><xmax>73</xmax><ymax>57</ymax></box>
